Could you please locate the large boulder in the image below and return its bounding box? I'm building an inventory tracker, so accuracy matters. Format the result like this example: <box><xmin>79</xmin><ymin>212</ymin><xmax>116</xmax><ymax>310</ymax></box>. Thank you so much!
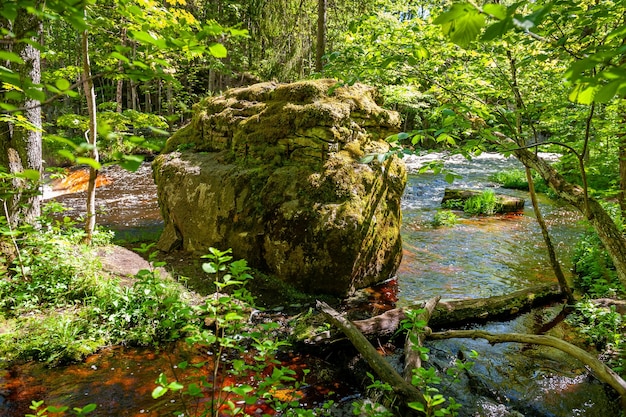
<box><xmin>153</xmin><ymin>79</ymin><xmax>407</xmax><ymax>295</ymax></box>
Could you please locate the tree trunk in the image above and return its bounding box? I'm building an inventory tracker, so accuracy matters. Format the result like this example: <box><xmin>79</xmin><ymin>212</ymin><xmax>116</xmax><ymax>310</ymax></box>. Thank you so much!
<box><xmin>618</xmin><ymin>100</ymin><xmax>626</xmax><ymax>219</ymax></box>
<box><xmin>502</xmin><ymin>137</ymin><xmax>626</xmax><ymax>289</ymax></box>
<box><xmin>115</xmin><ymin>27</ymin><xmax>127</xmax><ymax>113</ymax></box>
<box><xmin>0</xmin><ymin>4</ymin><xmax>43</xmax><ymax>225</ymax></box>
<box><xmin>81</xmin><ymin>26</ymin><xmax>99</xmax><ymax>244</ymax></box>
<box><xmin>348</xmin><ymin>283</ymin><xmax>562</xmax><ymax>338</ymax></box>
<box><xmin>525</xmin><ymin>166</ymin><xmax>575</xmax><ymax>303</ymax></box>
<box><xmin>403</xmin><ymin>297</ymin><xmax>440</xmax><ymax>381</ymax></box>
<box><xmin>316</xmin><ymin>300</ymin><xmax>427</xmax><ymax>414</ymax></box>
<box><xmin>315</xmin><ymin>0</ymin><xmax>327</xmax><ymax>72</ymax></box>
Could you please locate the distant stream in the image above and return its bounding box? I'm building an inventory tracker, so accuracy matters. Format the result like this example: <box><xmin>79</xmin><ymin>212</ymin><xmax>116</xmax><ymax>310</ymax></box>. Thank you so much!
<box><xmin>0</xmin><ymin>153</ymin><xmax>621</xmax><ymax>416</ymax></box>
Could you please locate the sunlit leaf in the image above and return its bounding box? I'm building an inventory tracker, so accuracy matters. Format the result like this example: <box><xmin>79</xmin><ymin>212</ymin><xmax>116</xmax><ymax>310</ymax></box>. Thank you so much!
<box><xmin>75</xmin><ymin>157</ymin><xmax>102</xmax><ymax>170</ymax></box>
<box><xmin>55</xmin><ymin>78</ymin><xmax>71</xmax><ymax>91</ymax></box>
<box><xmin>594</xmin><ymin>80</ymin><xmax>622</xmax><ymax>103</ymax></box>
<box><xmin>151</xmin><ymin>386</ymin><xmax>168</xmax><ymax>399</ymax></box>
<box><xmin>16</xmin><ymin>169</ymin><xmax>40</xmax><ymax>181</ymax></box>
<box><xmin>569</xmin><ymin>82</ymin><xmax>596</xmax><ymax>104</ymax></box>
<box><xmin>0</xmin><ymin>51</ymin><xmax>24</xmax><ymax>65</ymax></box>
<box><xmin>208</xmin><ymin>43</ymin><xmax>227</xmax><ymax>58</ymax></box>
<box><xmin>483</xmin><ymin>4</ymin><xmax>507</xmax><ymax>20</ymax></box>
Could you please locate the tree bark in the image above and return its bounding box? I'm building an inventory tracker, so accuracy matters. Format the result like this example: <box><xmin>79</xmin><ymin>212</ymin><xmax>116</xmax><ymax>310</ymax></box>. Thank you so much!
<box><xmin>403</xmin><ymin>297</ymin><xmax>440</xmax><ymax>382</ymax></box>
<box><xmin>115</xmin><ymin>27</ymin><xmax>127</xmax><ymax>114</ymax></box>
<box><xmin>618</xmin><ymin>100</ymin><xmax>626</xmax><ymax>220</ymax></box>
<box><xmin>315</xmin><ymin>0</ymin><xmax>327</xmax><ymax>72</ymax></box>
<box><xmin>0</xmin><ymin>3</ymin><xmax>43</xmax><ymax>225</ymax></box>
<box><xmin>349</xmin><ymin>283</ymin><xmax>562</xmax><ymax>338</ymax></box>
<box><xmin>316</xmin><ymin>300</ymin><xmax>427</xmax><ymax>412</ymax></box>
<box><xmin>81</xmin><ymin>25</ymin><xmax>99</xmax><ymax>244</ymax></box>
<box><xmin>429</xmin><ymin>329</ymin><xmax>626</xmax><ymax>409</ymax></box>
<box><xmin>525</xmin><ymin>166</ymin><xmax>574</xmax><ymax>303</ymax></box>
<box><xmin>502</xmin><ymin>137</ymin><xmax>626</xmax><ymax>290</ymax></box>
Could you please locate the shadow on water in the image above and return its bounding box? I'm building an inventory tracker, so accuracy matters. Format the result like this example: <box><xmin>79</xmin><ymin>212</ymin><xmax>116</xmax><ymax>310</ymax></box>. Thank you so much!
<box><xmin>1</xmin><ymin>154</ymin><xmax>620</xmax><ymax>416</ymax></box>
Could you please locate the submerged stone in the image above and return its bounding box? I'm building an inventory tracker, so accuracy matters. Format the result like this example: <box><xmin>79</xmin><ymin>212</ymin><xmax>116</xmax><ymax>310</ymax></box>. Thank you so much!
<box><xmin>153</xmin><ymin>79</ymin><xmax>407</xmax><ymax>295</ymax></box>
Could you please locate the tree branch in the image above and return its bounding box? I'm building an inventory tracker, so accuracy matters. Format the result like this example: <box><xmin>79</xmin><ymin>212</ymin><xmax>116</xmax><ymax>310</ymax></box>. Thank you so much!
<box><xmin>429</xmin><ymin>329</ymin><xmax>626</xmax><ymax>409</ymax></box>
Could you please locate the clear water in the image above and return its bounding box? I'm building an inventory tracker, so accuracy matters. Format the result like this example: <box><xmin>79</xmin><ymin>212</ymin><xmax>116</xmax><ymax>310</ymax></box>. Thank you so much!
<box><xmin>397</xmin><ymin>152</ymin><xmax>584</xmax><ymax>306</ymax></box>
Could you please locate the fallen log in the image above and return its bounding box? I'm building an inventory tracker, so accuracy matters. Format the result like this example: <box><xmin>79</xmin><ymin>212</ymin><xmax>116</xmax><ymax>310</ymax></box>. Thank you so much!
<box><xmin>442</xmin><ymin>188</ymin><xmax>525</xmax><ymax>213</ymax></box>
<box><xmin>352</xmin><ymin>283</ymin><xmax>563</xmax><ymax>337</ymax></box>
<box><xmin>429</xmin><ymin>329</ymin><xmax>626</xmax><ymax>410</ymax></box>
<box><xmin>316</xmin><ymin>300</ymin><xmax>427</xmax><ymax>413</ymax></box>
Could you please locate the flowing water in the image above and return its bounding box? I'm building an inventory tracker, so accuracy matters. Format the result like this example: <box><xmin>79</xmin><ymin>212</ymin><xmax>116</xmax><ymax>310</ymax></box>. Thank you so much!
<box><xmin>0</xmin><ymin>153</ymin><xmax>621</xmax><ymax>416</ymax></box>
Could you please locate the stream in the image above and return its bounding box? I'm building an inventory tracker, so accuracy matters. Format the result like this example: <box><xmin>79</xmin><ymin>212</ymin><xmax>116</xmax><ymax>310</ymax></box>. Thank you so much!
<box><xmin>0</xmin><ymin>153</ymin><xmax>621</xmax><ymax>416</ymax></box>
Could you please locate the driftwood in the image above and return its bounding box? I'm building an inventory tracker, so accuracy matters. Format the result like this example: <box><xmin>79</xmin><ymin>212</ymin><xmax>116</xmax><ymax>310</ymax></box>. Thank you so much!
<box><xmin>316</xmin><ymin>300</ymin><xmax>427</xmax><ymax>410</ymax></box>
<box><xmin>352</xmin><ymin>283</ymin><xmax>562</xmax><ymax>337</ymax></box>
<box><xmin>429</xmin><ymin>329</ymin><xmax>626</xmax><ymax>410</ymax></box>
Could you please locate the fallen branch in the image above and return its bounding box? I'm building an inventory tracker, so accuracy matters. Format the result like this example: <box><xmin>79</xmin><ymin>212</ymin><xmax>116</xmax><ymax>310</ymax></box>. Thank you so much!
<box><xmin>316</xmin><ymin>300</ymin><xmax>426</xmax><ymax>410</ymax></box>
<box><xmin>403</xmin><ymin>296</ymin><xmax>440</xmax><ymax>382</ymax></box>
<box><xmin>429</xmin><ymin>329</ymin><xmax>626</xmax><ymax>409</ymax></box>
<box><xmin>352</xmin><ymin>283</ymin><xmax>562</xmax><ymax>337</ymax></box>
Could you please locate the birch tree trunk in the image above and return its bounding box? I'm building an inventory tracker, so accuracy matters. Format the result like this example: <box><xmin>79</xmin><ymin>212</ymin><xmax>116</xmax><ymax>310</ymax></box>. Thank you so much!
<box><xmin>0</xmin><ymin>3</ymin><xmax>43</xmax><ymax>225</ymax></box>
<box><xmin>81</xmin><ymin>25</ymin><xmax>99</xmax><ymax>244</ymax></box>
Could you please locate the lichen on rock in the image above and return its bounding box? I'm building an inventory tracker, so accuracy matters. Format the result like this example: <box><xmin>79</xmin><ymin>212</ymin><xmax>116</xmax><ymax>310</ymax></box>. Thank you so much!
<box><xmin>153</xmin><ymin>79</ymin><xmax>406</xmax><ymax>296</ymax></box>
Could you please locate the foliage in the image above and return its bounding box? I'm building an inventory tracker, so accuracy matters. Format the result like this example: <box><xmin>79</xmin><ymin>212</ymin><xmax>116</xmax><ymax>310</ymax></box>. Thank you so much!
<box><xmin>152</xmin><ymin>247</ymin><xmax>334</xmax><ymax>417</ymax></box>
<box><xmin>566</xmin><ymin>300</ymin><xmax>626</xmax><ymax>374</ymax></box>
<box><xmin>0</xmin><ymin>214</ymin><xmax>196</xmax><ymax>365</ymax></box>
<box><xmin>441</xmin><ymin>190</ymin><xmax>499</xmax><ymax>216</ymax></box>
<box><xmin>432</xmin><ymin>209</ymin><xmax>457</xmax><ymax>227</ymax></box>
<box><xmin>489</xmin><ymin>169</ymin><xmax>550</xmax><ymax>194</ymax></box>
<box><xmin>350</xmin><ymin>308</ymin><xmax>473</xmax><ymax>417</ymax></box>
<box><xmin>573</xmin><ymin>231</ymin><xmax>623</xmax><ymax>298</ymax></box>
<box><xmin>25</xmin><ymin>400</ymin><xmax>96</xmax><ymax>417</ymax></box>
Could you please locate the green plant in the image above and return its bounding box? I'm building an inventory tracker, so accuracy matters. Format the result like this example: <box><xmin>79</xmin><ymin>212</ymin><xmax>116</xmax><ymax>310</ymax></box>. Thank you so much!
<box><xmin>152</xmin><ymin>247</ymin><xmax>332</xmax><ymax>417</ymax></box>
<box><xmin>25</xmin><ymin>400</ymin><xmax>96</xmax><ymax>417</ymax></box>
<box><xmin>463</xmin><ymin>190</ymin><xmax>498</xmax><ymax>215</ymax></box>
<box><xmin>489</xmin><ymin>169</ymin><xmax>551</xmax><ymax>194</ymax></box>
<box><xmin>566</xmin><ymin>300</ymin><xmax>626</xmax><ymax>373</ymax></box>
<box><xmin>573</xmin><ymin>231</ymin><xmax>623</xmax><ymax>298</ymax></box>
<box><xmin>432</xmin><ymin>210</ymin><xmax>458</xmax><ymax>227</ymax></box>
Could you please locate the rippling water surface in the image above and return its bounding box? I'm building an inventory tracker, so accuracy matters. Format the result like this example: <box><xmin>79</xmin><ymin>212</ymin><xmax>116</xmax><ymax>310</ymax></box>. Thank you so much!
<box><xmin>397</xmin><ymin>152</ymin><xmax>584</xmax><ymax>305</ymax></box>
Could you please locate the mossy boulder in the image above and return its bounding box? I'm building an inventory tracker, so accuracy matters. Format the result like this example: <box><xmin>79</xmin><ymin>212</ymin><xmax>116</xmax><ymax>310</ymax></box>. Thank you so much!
<box><xmin>153</xmin><ymin>79</ymin><xmax>406</xmax><ymax>296</ymax></box>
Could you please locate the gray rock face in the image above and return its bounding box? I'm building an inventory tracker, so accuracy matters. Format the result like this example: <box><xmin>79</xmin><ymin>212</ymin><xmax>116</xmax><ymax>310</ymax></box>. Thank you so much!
<box><xmin>153</xmin><ymin>79</ymin><xmax>406</xmax><ymax>295</ymax></box>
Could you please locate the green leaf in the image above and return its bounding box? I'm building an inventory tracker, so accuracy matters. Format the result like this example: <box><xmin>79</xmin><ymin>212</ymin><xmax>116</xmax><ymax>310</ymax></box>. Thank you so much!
<box><xmin>202</xmin><ymin>263</ymin><xmax>217</xmax><ymax>274</ymax></box>
<box><xmin>75</xmin><ymin>157</ymin><xmax>102</xmax><ymax>170</ymax></box>
<box><xmin>0</xmin><ymin>51</ymin><xmax>24</xmax><ymax>65</ymax></box>
<box><xmin>130</xmin><ymin>30</ymin><xmax>166</xmax><ymax>48</ymax></box>
<box><xmin>594</xmin><ymin>80</ymin><xmax>622</xmax><ymax>103</ymax></box>
<box><xmin>80</xmin><ymin>403</ymin><xmax>97</xmax><ymax>413</ymax></box>
<box><xmin>119</xmin><ymin>155</ymin><xmax>144</xmax><ymax>172</ymax></box>
<box><xmin>569</xmin><ymin>82</ymin><xmax>596</xmax><ymax>104</ymax></box>
<box><xmin>360</xmin><ymin>154</ymin><xmax>375</xmax><ymax>164</ymax></box>
<box><xmin>109</xmin><ymin>52</ymin><xmax>130</xmax><ymax>64</ymax></box>
<box><xmin>167</xmin><ymin>381</ymin><xmax>184</xmax><ymax>391</ymax></box>
<box><xmin>16</xmin><ymin>169</ymin><xmax>40</xmax><ymax>181</ymax></box>
<box><xmin>55</xmin><ymin>78</ymin><xmax>71</xmax><ymax>91</ymax></box>
<box><xmin>435</xmin><ymin>3</ymin><xmax>485</xmax><ymax>48</ymax></box>
<box><xmin>57</xmin><ymin>149</ymin><xmax>76</xmax><ymax>161</ymax></box>
<box><xmin>151</xmin><ymin>386</ymin><xmax>168</xmax><ymax>399</ymax></box>
<box><xmin>483</xmin><ymin>4</ymin><xmax>507</xmax><ymax>20</ymax></box>
<box><xmin>208</xmin><ymin>43</ymin><xmax>228</xmax><ymax>58</ymax></box>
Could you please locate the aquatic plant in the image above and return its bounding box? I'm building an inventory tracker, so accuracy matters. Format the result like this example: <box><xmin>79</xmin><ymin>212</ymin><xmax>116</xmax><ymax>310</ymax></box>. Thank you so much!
<box><xmin>432</xmin><ymin>209</ymin><xmax>457</xmax><ymax>227</ymax></box>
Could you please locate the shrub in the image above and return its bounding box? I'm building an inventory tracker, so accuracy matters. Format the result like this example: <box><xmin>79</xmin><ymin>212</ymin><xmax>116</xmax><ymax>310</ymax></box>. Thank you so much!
<box><xmin>573</xmin><ymin>227</ymin><xmax>623</xmax><ymax>298</ymax></box>
<box><xmin>432</xmin><ymin>210</ymin><xmax>458</xmax><ymax>227</ymax></box>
